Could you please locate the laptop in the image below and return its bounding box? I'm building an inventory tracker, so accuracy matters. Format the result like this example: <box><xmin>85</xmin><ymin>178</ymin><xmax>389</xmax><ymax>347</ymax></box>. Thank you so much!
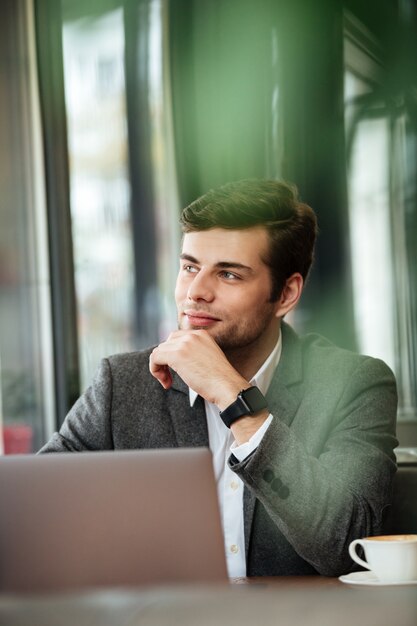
<box><xmin>0</xmin><ymin>448</ymin><xmax>227</xmax><ymax>592</ymax></box>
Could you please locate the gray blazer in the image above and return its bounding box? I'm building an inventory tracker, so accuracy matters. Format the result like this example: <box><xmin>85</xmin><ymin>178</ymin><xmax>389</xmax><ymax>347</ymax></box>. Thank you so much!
<box><xmin>40</xmin><ymin>322</ymin><xmax>398</xmax><ymax>577</ymax></box>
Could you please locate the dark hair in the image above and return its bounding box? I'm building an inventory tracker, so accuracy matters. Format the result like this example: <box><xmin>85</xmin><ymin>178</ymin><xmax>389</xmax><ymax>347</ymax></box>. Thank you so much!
<box><xmin>180</xmin><ymin>179</ymin><xmax>318</xmax><ymax>301</ymax></box>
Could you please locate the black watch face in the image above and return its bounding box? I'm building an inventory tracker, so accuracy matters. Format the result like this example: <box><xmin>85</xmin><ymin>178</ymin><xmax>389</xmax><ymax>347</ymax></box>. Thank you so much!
<box><xmin>242</xmin><ymin>387</ymin><xmax>267</xmax><ymax>413</ymax></box>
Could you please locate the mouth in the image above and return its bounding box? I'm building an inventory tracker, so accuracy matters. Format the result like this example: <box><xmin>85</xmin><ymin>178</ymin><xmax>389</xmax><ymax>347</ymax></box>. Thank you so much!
<box><xmin>183</xmin><ymin>309</ymin><xmax>221</xmax><ymax>327</ymax></box>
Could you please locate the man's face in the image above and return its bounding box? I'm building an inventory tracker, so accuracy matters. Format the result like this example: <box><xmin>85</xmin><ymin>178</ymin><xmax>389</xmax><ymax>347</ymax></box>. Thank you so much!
<box><xmin>175</xmin><ymin>227</ymin><xmax>280</xmax><ymax>353</ymax></box>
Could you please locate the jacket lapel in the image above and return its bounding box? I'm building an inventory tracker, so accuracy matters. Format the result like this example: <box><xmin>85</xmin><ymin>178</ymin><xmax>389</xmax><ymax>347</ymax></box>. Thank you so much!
<box><xmin>168</xmin><ymin>371</ymin><xmax>209</xmax><ymax>448</ymax></box>
<box><xmin>244</xmin><ymin>322</ymin><xmax>304</xmax><ymax>558</ymax></box>
<box><xmin>265</xmin><ymin>321</ymin><xmax>304</xmax><ymax>426</ymax></box>
<box><xmin>244</xmin><ymin>486</ymin><xmax>257</xmax><ymax>557</ymax></box>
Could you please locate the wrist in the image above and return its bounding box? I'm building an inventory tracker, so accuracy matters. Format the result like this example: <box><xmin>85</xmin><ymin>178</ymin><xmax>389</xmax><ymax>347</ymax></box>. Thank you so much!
<box><xmin>214</xmin><ymin>378</ymin><xmax>251</xmax><ymax>411</ymax></box>
<box><xmin>231</xmin><ymin>409</ymin><xmax>270</xmax><ymax>445</ymax></box>
<box><xmin>219</xmin><ymin>386</ymin><xmax>269</xmax><ymax>429</ymax></box>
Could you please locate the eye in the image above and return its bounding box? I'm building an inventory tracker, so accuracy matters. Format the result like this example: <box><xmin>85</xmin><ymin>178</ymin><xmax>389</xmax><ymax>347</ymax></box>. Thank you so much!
<box><xmin>182</xmin><ymin>264</ymin><xmax>198</xmax><ymax>274</ymax></box>
<box><xmin>220</xmin><ymin>271</ymin><xmax>240</xmax><ymax>280</ymax></box>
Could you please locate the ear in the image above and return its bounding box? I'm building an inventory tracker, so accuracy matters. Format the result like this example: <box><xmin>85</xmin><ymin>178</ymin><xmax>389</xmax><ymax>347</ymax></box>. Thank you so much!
<box><xmin>274</xmin><ymin>273</ymin><xmax>304</xmax><ymax>318</ymax></box>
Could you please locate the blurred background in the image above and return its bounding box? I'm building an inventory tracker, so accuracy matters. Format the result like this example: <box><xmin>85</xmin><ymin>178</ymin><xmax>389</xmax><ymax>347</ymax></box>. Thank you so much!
<box><xmin>0</xmin><ymin>0</ymin><xmax>416</xmax><ymax>453</ymax></box>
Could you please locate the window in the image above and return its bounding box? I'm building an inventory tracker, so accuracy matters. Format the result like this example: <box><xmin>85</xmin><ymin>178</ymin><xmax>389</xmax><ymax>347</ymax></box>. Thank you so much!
<box><xmin>62</xmin><ymin>7</ymin><xmax>136</xmax><ymax>387</ymax></box>
<box><xmin>344</xmin><ymin>11</ymin><xmax>417</xmax><ymax>448</ymax></box>
<box><xmin>0</xmin><ymin>0</ymin><xmax>55</xmax><ymax>453</ymax></box>
<box><xmin>61</xmin><ymin>0</ymin><xmax>180</xmax><ymax>389</ymax></box>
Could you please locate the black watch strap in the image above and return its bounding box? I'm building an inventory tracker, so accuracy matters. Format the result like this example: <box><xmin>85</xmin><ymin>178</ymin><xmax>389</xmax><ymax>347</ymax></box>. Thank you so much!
<box><xmin>219</xmin><ymin>386</ymin><xmax>268</xmax><ymax>428</ymax></box>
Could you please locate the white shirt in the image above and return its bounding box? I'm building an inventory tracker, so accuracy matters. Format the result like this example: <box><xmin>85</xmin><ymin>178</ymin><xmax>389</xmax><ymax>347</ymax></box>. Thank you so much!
<box><xmin>189</xmin><ymin>332</ymin><xmax>282</xmax><ymax>577</ymax></box>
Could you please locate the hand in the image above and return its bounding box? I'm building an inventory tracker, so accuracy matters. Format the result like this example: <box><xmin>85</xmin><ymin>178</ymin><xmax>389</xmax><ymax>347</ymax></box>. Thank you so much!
<box><xmin>149</xmin><ymin>329</ymin><xmax>248</xmax><ymax>409</ymax></box>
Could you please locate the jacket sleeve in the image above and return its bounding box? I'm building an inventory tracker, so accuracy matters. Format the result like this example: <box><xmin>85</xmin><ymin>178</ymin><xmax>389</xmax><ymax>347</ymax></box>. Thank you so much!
<box><xmin>228</xmin><ymin>357</ymin><xmax>398</xmax><ymax>576</ymax></box>
<box><xmin>38</xmin><ymin>358</ymin><xmax>114</xmax><ymax>452</ymax></box>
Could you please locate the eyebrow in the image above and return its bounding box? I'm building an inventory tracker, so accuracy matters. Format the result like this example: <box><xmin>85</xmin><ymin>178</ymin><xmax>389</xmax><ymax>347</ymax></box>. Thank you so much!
<box><xmin>180</xmin><ymin>253</ymin><xmax>253</xmax><ymax>273</ymax></box>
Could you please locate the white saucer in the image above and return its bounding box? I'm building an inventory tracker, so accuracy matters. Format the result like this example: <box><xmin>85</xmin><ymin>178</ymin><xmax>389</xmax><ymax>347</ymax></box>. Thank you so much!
<box><xmin>339</xmin><ymin>571</ymin><xmax>417</xmax><ymax>587</ymax></box>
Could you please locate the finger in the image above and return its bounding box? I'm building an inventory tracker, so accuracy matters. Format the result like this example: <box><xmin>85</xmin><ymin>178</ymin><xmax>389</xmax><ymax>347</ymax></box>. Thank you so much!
<box><xmin>151</xmin><ymin>363</ymin><xmax>173</xmax><ymax>389</ymax></box>
<box><xmin>149</xmin><ymin>351</ymin><xmax>173</xmax><ymax>389</ymax></box>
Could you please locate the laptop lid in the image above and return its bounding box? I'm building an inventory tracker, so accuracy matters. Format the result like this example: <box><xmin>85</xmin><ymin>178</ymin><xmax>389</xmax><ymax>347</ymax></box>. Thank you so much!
<box><xmin>0</xmin><ymin>448</ymin><xmax>227</xmax><ymax>592</ymax></box>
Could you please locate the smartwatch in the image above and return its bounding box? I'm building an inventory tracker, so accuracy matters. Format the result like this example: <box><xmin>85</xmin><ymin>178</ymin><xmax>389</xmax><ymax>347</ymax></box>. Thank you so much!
<box><xmin>219</xmin><ymin>386</ymin><xmax>268</xmax><ymax>428</ymax></box>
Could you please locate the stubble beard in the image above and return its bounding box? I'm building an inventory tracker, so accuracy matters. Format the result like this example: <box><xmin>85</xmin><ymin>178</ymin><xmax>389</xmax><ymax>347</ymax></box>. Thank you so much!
<box><xmin>177</xmin><ymin>305</ymin><xmax>277</xmax><ymax>362</ymax></box>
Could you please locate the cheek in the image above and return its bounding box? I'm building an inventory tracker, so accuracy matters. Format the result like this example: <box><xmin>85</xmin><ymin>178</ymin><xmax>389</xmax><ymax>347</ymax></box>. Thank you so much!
<box><xmin>174</xmin><ymin>275</ymin><xmax>186</xmax><ymax>304</ymax></box>
<box><xmin>237</xmin><ymin>291</ymin><xmax>274</xmax><ymax>318</ymax></box>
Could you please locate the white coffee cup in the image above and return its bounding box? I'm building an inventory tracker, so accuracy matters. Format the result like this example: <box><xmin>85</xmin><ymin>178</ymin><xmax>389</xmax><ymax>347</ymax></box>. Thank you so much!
<box><xmin>349</xmin><ymin>534</ymin><xmax>417</xmax><ymax>582</ymax></box>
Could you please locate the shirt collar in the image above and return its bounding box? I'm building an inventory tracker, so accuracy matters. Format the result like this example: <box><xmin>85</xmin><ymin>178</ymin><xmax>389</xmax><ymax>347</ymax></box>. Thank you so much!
<box><xmin>188</xmin><ymin>329</ymin><xmax>282</xmax><ymax>407</ymax></box>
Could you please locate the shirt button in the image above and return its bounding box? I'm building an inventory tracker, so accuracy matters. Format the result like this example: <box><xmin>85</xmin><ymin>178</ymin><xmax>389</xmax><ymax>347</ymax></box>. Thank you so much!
<box><xmin>230</xmin><ymin>481</ymin><xmax>239</xmax><ymax>491</ymax></box>
<box><xmin>230</xmin><ymin>544</ymin><xmax>239</xmax><ymax>554</ymax></box>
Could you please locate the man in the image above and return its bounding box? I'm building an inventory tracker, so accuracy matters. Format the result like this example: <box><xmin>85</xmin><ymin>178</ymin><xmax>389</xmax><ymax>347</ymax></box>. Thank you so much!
<box><xmin>40</xmin><ymin>179</ymin><xmax>398</xmax><ymax>578</ymax></box>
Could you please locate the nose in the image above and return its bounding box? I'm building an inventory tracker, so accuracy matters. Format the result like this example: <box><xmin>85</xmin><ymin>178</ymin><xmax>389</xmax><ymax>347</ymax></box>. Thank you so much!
<box><xmin>187</xmin><ymin>270</ymin><xmax>215</xmax><ymax>302</ymax></box>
